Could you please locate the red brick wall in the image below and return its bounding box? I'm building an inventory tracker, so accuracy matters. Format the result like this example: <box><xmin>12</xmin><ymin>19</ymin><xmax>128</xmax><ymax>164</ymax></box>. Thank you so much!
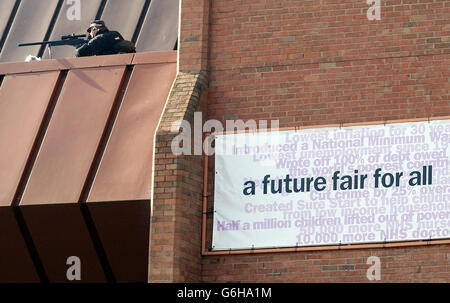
<box><xmin>207</xmin><ymin>0</ymin><xmax>450</xmax><ymax>125</ymax></box>
<box><xmin>200</xmin><ymin>0</ymin><xmax>450</xmax><ymax>282</ymax></box>
<box><xmin>150</xmin><ymin>72</ymin><xmax>208</xmax><ymax>282</ymax></box>
<box><xmin>208</xmin><ymin>54</ymin><xmax>449</xmax><ymax>126</ymax></box>
<box><xmin>149</xmin><ymin>0</ymin><xmax>210</xmax><ymax>282</ymax></box>
<box><xmin>202</xmin><ymin>245</ymin><xmax>450</xmax><ymax>282</ymax></box>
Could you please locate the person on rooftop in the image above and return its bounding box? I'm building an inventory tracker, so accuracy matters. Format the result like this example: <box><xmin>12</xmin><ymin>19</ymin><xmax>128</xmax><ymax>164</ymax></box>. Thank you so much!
<box><xmin>76</xmin><ymin>20</ymin><xmax>135</xmax><ymax>57</ymax></box>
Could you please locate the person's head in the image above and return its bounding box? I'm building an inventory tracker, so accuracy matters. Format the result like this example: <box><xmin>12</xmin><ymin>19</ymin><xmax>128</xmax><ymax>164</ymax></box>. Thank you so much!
<box><xmin>87</xmin><ymin>20</ymin><xmax>107</xmax><ymax>38</ymax></box>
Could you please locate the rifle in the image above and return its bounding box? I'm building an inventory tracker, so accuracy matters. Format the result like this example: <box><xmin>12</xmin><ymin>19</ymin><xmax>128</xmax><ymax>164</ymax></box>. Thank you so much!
<box><xmin>18</xmin><ymin>34</ymin><xmax>88</xmax><ymax>58</ymax></box>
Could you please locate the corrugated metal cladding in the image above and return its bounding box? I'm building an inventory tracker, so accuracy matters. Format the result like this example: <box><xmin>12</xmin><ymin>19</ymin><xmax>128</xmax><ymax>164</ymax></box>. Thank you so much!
<box><xmin>0</xmin><ymin>0</ymin><xmax>179</xmax><ymax>62</ymax></box>
<box><xmin>0</xmin><ymin>51</ymin><xmax>177</xmax><ymax>282</ymax></box>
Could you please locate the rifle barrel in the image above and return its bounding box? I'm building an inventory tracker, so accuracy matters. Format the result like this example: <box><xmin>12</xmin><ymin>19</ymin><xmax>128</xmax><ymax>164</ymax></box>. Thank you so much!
<box><xmin>18</xmin><ymin>38</ymin><xmax>87</xmax><ymax>47</ymax></box>
<box><xmin>18</xmin><ymin>41</ymin><xmax>53</xmax><ymax>47</ymax></box>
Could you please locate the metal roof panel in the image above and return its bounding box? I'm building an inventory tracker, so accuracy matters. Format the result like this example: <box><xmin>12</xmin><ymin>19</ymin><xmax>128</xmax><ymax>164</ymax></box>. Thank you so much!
<box><xmin>20</xmin><ymin>66</ymin><xmax>126</xmax><ymax>205</ymax></box>
<box><xmin>86</xmin><ymin>200</ymin><xmax>151</xmax><ymax>282</ymax></box>
<box><xmin>100</xmin><ymin>0</ymin><xmax>147</xmax><ymax>41</ymax></box>
<box><xmin>0</xmin><ymin>71</ymin><xmax>60</xmax><ymax>206</ymax></box>
<box><xmin>20</xmin><ymin>204</ymin><xmax>107</xmax><ymax>282</ymax></box>
<box><xmin>0</xmin><ymin>0</ymin><xmax>60</xmax><ymax>63</ymax></box>
<box><xmin>132</xmin><ymin>50</ymin><xmax>177</xmax><ymax>65</ymax></box>
<box><xmin>42</xmin><ymin>0</ymin><xmax>103</xmax><ymax>60</ymax></box>
<box><xmin>0</xmin><ymin>208</ymin><xmax>40</xmax><ymax>282</ymax></box>
<box><xmin>0</xmin><ymin>0</ymin><xmax>17</xmax><ymax>48</ymax></box>
<box><xmin>0</xmin><ymin>53</ymin><xmax>134</xmax><ymax>75</ymax></box>
<box><xmin>87</xmin><ymin>62</ymin><xmax>176</xmax><ymax>202</ymax></box>
<box><xmin>136</xmin><ymin>0</ymin><xmax>179</xmax><ymax>52</ymax></box>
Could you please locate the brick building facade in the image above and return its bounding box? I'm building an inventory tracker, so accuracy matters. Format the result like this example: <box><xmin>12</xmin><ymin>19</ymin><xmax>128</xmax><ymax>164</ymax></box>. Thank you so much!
<box><xmin>150</xmin><ymin>0</ymin><xmax>450</xmax><ymax>282</ymax></box>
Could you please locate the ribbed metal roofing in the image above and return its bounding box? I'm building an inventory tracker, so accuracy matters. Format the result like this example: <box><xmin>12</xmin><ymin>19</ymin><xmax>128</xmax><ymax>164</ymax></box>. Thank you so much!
<box><xmin>0</xmin><ymin>51</ymin><xmax>177</xmax><ymax>282</ymax></box>
<box><xmin>0</xmin><ymin>0</ymin><xmax>179</xmax><ymax>62</ymax></box>
<box><xmin>0</xmin><ymin>0</ymin><xmax>179</xmax><ymax>282</ymax></box>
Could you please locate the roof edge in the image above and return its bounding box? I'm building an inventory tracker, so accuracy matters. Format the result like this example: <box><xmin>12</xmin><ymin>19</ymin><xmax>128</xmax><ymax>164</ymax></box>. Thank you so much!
<box><xmin>0</xmin><ymin>51</ymin><xmax>177</xmax><ymax>75</ymax></box>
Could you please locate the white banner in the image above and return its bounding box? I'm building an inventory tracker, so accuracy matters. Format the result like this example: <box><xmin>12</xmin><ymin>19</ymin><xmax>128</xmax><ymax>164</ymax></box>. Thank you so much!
<box><xmin>212</xmin><ymin>120</ymin><xmax>450</xmax><ymax>251</ymax></box>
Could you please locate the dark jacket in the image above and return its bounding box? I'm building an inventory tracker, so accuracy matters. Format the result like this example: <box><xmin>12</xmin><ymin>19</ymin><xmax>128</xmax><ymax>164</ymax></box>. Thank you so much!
<box><xmin>76</xmin><ymin>28</ymin><xmax>125</xmax><ymax>57</ymax></box>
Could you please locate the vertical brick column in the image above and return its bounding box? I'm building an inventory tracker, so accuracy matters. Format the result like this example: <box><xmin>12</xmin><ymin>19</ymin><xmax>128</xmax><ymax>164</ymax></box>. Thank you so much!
<box><xmin>149</xmin><ymin>0</ymin><xmax>210</xmax><ymax>282</ymax></box>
